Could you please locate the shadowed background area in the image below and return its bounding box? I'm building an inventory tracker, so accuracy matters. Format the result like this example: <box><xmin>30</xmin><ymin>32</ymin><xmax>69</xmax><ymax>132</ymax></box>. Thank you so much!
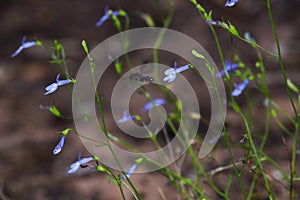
<box><xmin>0</xmin><ymin>0</ymin><xmax>300</xmax><ymax>199</ymax></box>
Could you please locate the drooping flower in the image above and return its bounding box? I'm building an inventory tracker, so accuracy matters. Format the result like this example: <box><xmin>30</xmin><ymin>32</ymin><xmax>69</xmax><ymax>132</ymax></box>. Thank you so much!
<box><xmin>163</xmin><ymin>61</ymin><xmax>190</xmax><ymax>83</ymax></box>
<box><xmin>225</xmin><ymin>0</ymin><xmax>238</xmax><ymax>7</ymax></box>
<box><xmin>142</xmin><ymin>98</ymin><xmax>166</xmax><ymax>112</ymax></box>
<box><xmin>53</xmin><ymin>135</ymin><xmax>66</xmax><ymax>155</ymax></box>
<box><xmin>68</xmin><ymin>153</ymin><xmax>94</xmax><ymax>174</ymax></box>
<box><xmin>121</xmin><ymin>162</ymin><xmax>137</xmax><ymax>181</ymax></box>
<box><xmin>205</xmin><ymin>20</ymin><xmax>223</xmax><ymax>26</ymax></box>
<box><xmin>117</xmin><ymin>111</ymin><xmax>135</xmax><ymax>124</ymax></box>
<box><xmin>96</xmin><ymin>6</ymin><xmax>120</xmax><ymax>27</ymax></box>
<box><xmin>232</xmin><ymin>78</ymin><xmax>249</xmax><ymax>96</ymax></box>
<box><xmin>215</xmin><ymin>60</ymin><xmax>239</xmax><ymax>78</ymax></box>
<box><xmin>44</xmin><ymin>74</ymin><xmax>72</xmax><ymax>95</ymax></box>
<box><xmin>11</xmin><ymin>36</ymin><xmax>37</xmax><ymax>58</ymax></box>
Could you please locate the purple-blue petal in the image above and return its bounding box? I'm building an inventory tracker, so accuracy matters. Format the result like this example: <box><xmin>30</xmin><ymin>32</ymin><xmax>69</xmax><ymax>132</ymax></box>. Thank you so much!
<box><xmin>112</xmin><ymin>10</ymin><xmax>120</xmax><ymax>16</ymax></box>
<box><xmin>79</xmin><ymin>157</ymin><xmax>94</xmax><ymax>165</ymax></box>
<box><xmin>57</xmin><ymin>79</ymin><xmax>72</xmax><ymax>86</ymax></box>
<box><xmin>121</xmin><ymin>162</ymin><xmax>137</xmax><ymax>181</ymax></box>
<box><xmin>22</xmin><ymin>41</ymin><xmax>37</xmax><ymax>49</ymax></box>
<box><xmin>117</xmin><ymin>111</ymin><xmax>135</xmax><ymax>124</ymax></box>
<box><xmin>11</xmin><ymin>47</ymin><xmax>24</xmax><ymax>58</ymax></box>
<box><xmin>96</xmin><ymin>14</ymin><xmax>109</xmax><ymax>27</ymax></box>
<box><xmin>11</xmin><ymin>36</ymin><xmax>37</xmax><ymax>58</ymax></box>
<box><xmin>44</xmin><ymin>83</ymin><xmax>58</xmax><ymax>95</ymax></box>
<box><xmin>142</xmin><ymin>98</ymin><xmax>166</xmax><ymax>112</ymax></box>
<box><xmin>205</xmin><ymin>20</ymin><xmax>223</xmax><ymax>26</ymax></box>
<box><xmin>215</xmin><ymin>60</ymin><xmax>239</xmax><ymax>78</ymax></box>
<box><xmin>53</xmin><ymin>135</ymin><xmax>66</xmax><ymax>155</ymax></box>
<box><xmin>175</xmin><ymin>64</ymin><xmax>190</xmax><ymax>73</ymax></box>
<box><xmin>68</xmin><ymin>161</ymin><xmax>80</xmax><ymax>174</ymax></box>
<box><xmin>225</xmin><ymin>0</ymin><xmax>238</xmax><ymax>7</ymax></box>
<box><xmin>125</xmin><ymin>162</ymin><xmax>137</xmax><ymax>177</ymax></box>
<box><xmin>232</xmin><ymin>78</ymin><xmax>249</xmax><ymax>96</ymax></box>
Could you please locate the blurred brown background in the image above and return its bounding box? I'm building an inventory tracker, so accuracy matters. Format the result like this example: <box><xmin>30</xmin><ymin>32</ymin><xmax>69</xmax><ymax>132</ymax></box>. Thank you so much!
<box><xmin>0</xmin><ymin>0</ymin><xmax>299</xmax><ymax>199</ymax></box>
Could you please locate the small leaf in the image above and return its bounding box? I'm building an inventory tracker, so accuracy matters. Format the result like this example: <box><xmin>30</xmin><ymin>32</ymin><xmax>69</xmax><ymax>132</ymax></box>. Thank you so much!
<box><xmin>97</xmin><ymin>165</ymin><xmax>108</xmax><ymax>172</ymax></box>
<box><xmin>298</xmin><ymin>95</ymin><xmax>300</xmax><ymax>110</ymax></box>
<box><xmin>49</xmin><ymin>105</ymin><xmax>61</xmax><ymax>117</ymax></box>
<box><xmin>114</xmin><ymin>59</ymin><xmax>122</xmax><ymax>74</ymax></box>
<box><xmin>141</xmin><ymin>13</ymin><xmax>155</xmax><ymax>27</ymax></box>
<box><xmin>135</xmin><ymin>158</ymin><xmax>144</xmax><ymax>165</ymax></box>
<box><xmin>190</xmin><ymin>0</ymin><xmax>197</xmax><ymax>5</ymax></box>
<box><xmin>118</xmin><ymin>9</ymin><xmax>127</xmax><ymax>17</ymax></box>
<box><xmin>271</xmin><ymin>109</ymin><xmax>277</xmax><ymax>118</ymax></box>
<box><xmin>82</xmin><ymin>40</ymin><xmax>89</xmax><ymax>54</ymax></box>
<box><xmin>227</xmin><ymin>24</ymin><xmax>239</xmax><ymax>37</ymax></box>
<box><xmin>61</xmin><ymin>128</ymin><xmax>72</xmax><ymax>136</ymax></box>
<box><xmin>134</xmin><ymin>115</ymin><xmax>141</xmax><ymax>121</ymax></box>
<box><xmin>287</xmin><ymin>79</ymin><xmax>299</xmax><ymax>93</ymax></box>
<box><xmin>35</xmin><ymin>40</ymin><xmax>42</xmax><ymax>46</ymax></box>
<box><xmin>196</xmin><ymin>4</ymin><xmax>205</xmax><ymax>13</ymax></box>
<box><xmin>192</xmin><ymin>49</ymin><xmax>205</xmax><ymax>59</ymax></box>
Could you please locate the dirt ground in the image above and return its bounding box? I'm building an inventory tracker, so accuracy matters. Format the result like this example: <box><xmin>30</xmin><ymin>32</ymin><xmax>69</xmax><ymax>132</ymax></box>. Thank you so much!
<box><xmin>0</xmin><ymin>0</ymin><xmax>300</xmax><ymax>199</ymax></box>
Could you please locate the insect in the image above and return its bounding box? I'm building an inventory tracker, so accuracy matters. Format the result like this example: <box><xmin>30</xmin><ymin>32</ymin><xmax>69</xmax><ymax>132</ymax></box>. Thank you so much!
<box><xmin>129</xmin><ymin>72</ymin><xmax>153</xmax><ymax>83</ymax></box>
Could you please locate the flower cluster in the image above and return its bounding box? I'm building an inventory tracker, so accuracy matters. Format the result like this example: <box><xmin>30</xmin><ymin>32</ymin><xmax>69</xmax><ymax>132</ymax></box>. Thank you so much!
<box><xmin>215</xmin><ymin>60</ymin><xmax>250</xmax><ymax>96</ymax></box>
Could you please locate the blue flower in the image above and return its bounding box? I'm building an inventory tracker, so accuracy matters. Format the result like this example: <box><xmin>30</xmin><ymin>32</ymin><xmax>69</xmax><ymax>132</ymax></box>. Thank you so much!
<box><xmin>96</xmin><ymin>6</ymin><xmax>120</xmax><ymax>27</ymax></box>
<box><xmin>225</xmin><ymin>0</ymin><xmax>238</xmax><ymax>7</ymax></box>
<box><xmin>215</xmin><ymin>60</ymin><xmax>239</xmax><ymax>78</ymax></box>
<box><xmin>232</xmin><ymin>78</ymin><xmax>249</xmax><ymax>96</ymax></box>
<box><xmin>68</xmin><ymin>153</ymin><xmax>94</xmax><ymax>174</ymax></box>
<box><xmin>11</xmin><ymin>36</ymin><xmax>37</xmax><ymax>58</ymax></box>
<box><xmin>117</xmin><ymin>111</ymin><xmax>135</xmax><ymax>124</ymax></box>
<box><xmin>163</xmin><ymin>61</ymin><xmax>190</xmax><ymax>83</ymax></box>
<box><xmin>44</xmin><ymin>74</ymin><xmax>72</xmax><ymax>95</ymax></box>
<box><xmin>121</xmin><ymin>162</ymin><xmax>137</xmax><ymax>181</ymax></box>
<box><xmin>53</xmin><ymin>135</ymin><xmax>66</xmax><ymax>155</ymax></box>
<box><xmin>205</xmin><ymin>20</ymin><xmax>223</xmax><ymax>26</ymax></box>
<box><xmin>142</xmin><ymin>98</ymin><xmax>166</xmax><ymax>112</ymax></box>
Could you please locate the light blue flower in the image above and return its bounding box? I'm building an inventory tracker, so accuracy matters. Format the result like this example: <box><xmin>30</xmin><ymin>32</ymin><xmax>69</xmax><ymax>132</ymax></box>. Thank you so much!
<box><xmin>205</xmin><ymin>20</ymin><xmax>223</xmax><ymax>26</ymax></box>
<box><xmin>96</xmin><ymin>6</ymin><xmax>120</xmax><ymax>27</ymax></box>
<box><xmin>121</xmin><ymin>162</ymin><xmax>137</xmax><ymax>181</ymax></box>
<box><xmin>117</xmin><ymin>111</ymin><xmax>135</xmax><ymax>124</ymax></box>
<box><xmin>215</xmin><ymin>60</ymin><xmax>239</xmax><ymax>78</ymax></box>
<box><xmin>163</xmin><ymin>61</ymin><xmax>190</xmax><ymax>83</ymax></box>
<box><xmin>53</xmin><ymin>135</ymin><xmax>66</xmax><ymax>155</ymax></box>
<box><xmin>232</xmin><ymin>78</ymin><xmax>249</xmax><ymax>96</ymax></box>
<box><xmin>225</xmin><ymin>0</ymin><xmax>238</xmax><ymax>7</ymax></box>
<box><xmin>68</xmin><ymin>153</ymin><xmax>94</xmax><ymax>174</ymax></box>
<box><xmin>11</xmin><ymin>36</ymin><xmax>37</xmax><ymax>58</ymax></box>
<box><xmin>142</xmin><ymin>98</ymin><xmax>166</xmax><ymax>112</ymax></box>
<box><xmin>44</xmin><ymin>74</ymin><xmax>72</xmax><ymax>95</ymax></box>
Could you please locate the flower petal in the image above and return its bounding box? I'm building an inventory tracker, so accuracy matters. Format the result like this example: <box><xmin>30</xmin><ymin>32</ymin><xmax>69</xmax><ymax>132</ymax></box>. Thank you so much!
<box><xmin>53</xmin><ymin>136</ymin><xmax>66</xmax><ymax>155</ymax></box>
<box><xmin>225</xmin><ymin>0</ymin><xmax>238</xmax><ymax>7</ymax></box>
<box><xmin>11</xmin><ymin>46</ymin><xmax>24</xmax><ymax>58</ymax></box>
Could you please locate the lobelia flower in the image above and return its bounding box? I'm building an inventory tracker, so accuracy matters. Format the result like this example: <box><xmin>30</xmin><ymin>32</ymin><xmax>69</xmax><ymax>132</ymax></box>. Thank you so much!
<box><xmin>121</xmin><ymin>162</ymin><xmax>137</xmax><ymax>181</ymax></box>
<box><xmin>232</xmin><ymin>78</ymin><xmax>249</xmax><ymax>96</ymax></box>
<box><xmin>163</xmin><ymin>61</ymin><xmax>190</xmax><ymax>83</ymax></box>
<box><xmin>53</xmin><ymin>135</ymin><xmax>66</xmax><ymax>155</ymax></box>
<box><xmin>117</xmin><ymin>111</ymin><xmax>135</xmax><ymax>124</ymax></box>
<box><xmin>215</xmin><ymin>60</ymin><xmax>239</xmax><ymax>78</ymax></box>
<box><xmin>96</xmin><ymin>6</ymin><xmax>120</xmax><ymax>27</ymax></box>
<box><xmin>225</xmin><ymin>0</ymin><xmax>238</xmax><ymax>7</ymax></box>
<box><xmin>44</xmin><ymin>74</ymin><xmax>72</xmax><ymax>95</ymax></box>
<box><xmin>11</xmin><ymin>36</ymin><xmax>37</xmax><ymax>58</ymax></box>
<box><xmin>205</xmin><ymin>20</ymin><xmax>223</xmax><ymax>26</ymax></box>
<box><xmin>68</xmin><ymin>153</ymin><xmax>94</xmax><ymax>174</ymax></box>
<box><xmin>142</xmin><ymin>98</ymin><xmax>166</xmax><ymax>112</ymax></box>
